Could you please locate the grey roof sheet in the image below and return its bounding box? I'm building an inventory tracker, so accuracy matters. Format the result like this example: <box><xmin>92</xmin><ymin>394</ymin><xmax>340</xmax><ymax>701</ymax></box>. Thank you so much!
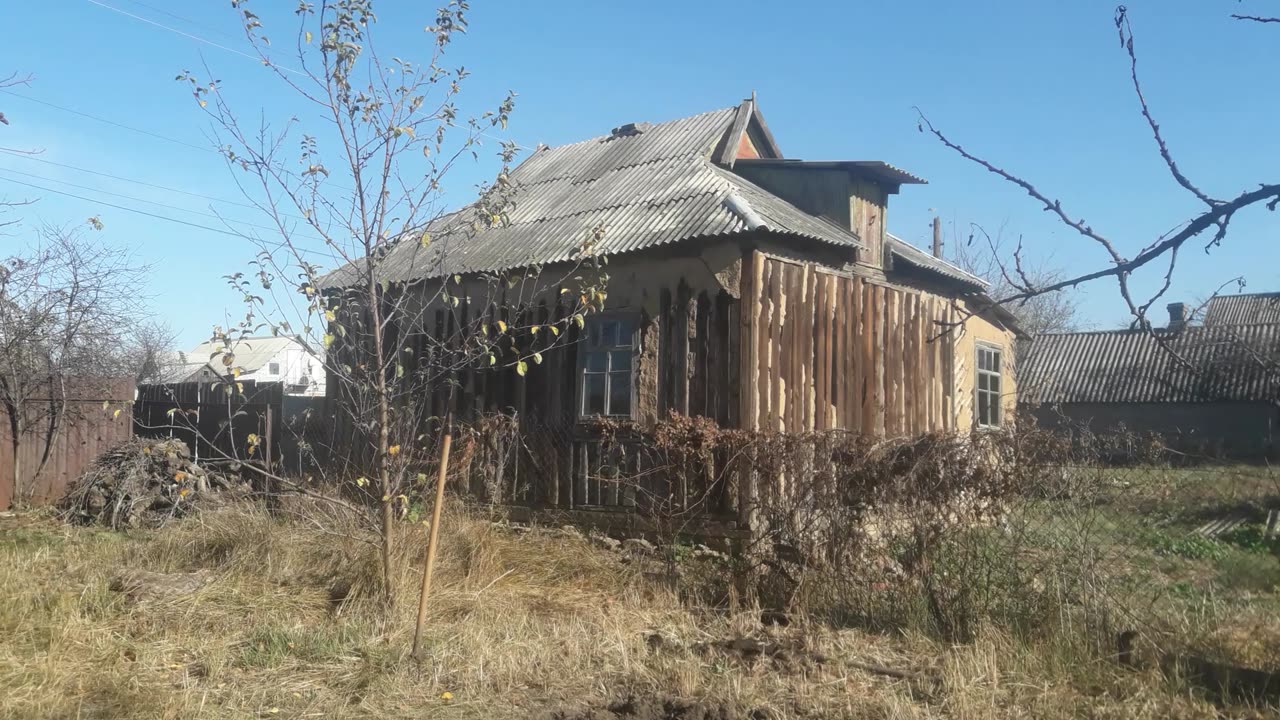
<box><xmin>1203</xmin><ymin>292</ymin><xmax>1280</xmax><ymax>326</ymax></box>
<box><xmin>885</xmin><ymin>233</ymin><xmax>988</xmax><ymax>292</ymax></box>
<box><xmin>318</xmin><ymin>106</ymin><xmax>865</xmax><ymax>287</ymax></box>
<box><xmin>1020</xmin><ymin>324</ymin><xmax>1280</xmax><ymax>404</ymax></box>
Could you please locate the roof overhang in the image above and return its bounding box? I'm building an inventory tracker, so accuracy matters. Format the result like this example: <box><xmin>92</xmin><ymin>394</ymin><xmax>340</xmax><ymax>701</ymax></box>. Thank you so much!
<box><xmin>733</xmin><ymin>158</ymin><xmax>927</xmax><ymax>190</ymax></box>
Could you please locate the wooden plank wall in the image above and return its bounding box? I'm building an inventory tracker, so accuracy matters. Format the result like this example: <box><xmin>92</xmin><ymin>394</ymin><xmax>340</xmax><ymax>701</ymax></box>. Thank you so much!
<box><xmin>0</xmin><ymin>380</ymin><xmax>135</xmax><ymax>509</ymax></box>
<box><xmin>742</xmin><ymin>252</ymin><xmax>957</xmax><ymax>436</ymax></box>
<box><xmin>372</xmin><ymin>278</ymin><xmax>741</xmax><ymax>511</ymax></box>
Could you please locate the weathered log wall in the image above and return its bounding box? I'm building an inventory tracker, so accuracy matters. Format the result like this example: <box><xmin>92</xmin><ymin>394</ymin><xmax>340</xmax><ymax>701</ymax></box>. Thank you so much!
<box><xmin>740</xmin><ymin>251</ymin><xmax>965</xmax><ymax>435</ymax></box>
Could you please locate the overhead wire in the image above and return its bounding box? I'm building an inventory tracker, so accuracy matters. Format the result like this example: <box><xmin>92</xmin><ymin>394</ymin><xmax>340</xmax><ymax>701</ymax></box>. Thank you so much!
<box><xmin>85</xmin><ymin>0</ymin><xmax>307</xmax><ymax>77</ymax></box>
<box><xmin>0</xmin><ymin>174</ymin><xmax>336</xmax><ymax>261</ymax></box>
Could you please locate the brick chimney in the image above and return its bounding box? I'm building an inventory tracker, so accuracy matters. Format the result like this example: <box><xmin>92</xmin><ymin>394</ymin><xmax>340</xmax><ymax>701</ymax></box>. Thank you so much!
<box><xmin>1167</xmin><ymin>302</ymin><xmax>1186</xmax><ymax>330</ymax></box>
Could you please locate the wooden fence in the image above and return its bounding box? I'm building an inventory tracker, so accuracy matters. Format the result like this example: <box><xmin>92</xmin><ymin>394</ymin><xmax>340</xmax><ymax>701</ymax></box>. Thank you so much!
<box><xmin>741</xmin><ymin>252</ymin><xmax>959</xmax><ymax>435</ymax></box>
<box><xmin>0</xmin><ymin>380</ymin><xmax>135</xmax><ymax>509</ymax></box>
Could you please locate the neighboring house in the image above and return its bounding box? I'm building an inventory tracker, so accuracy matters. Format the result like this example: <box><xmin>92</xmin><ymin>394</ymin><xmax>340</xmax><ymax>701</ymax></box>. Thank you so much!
<box><xmin>1203</xmin><ymin>291</ymin><xmax>1280</xmax><ymax>326</ymax></box>
<box><xmin>152</xmin><ymin>336</ymin><xmax>326</xmax><ymax>397</ymax></box>
<box><xmin>319</xmin><ymin>99</ymin><xmax>1021</xmax><ymax>514</ymax></box>
<box><xmin>1020</xmin><ymin>303</ymin><xmax>1280</xmax><ymax>458</ymax></box>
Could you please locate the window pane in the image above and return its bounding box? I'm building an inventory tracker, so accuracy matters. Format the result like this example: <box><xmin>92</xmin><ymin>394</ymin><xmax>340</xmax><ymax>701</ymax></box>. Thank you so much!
<box><xmin>609</xmin><ymin>350</ymin><xmax>632</xmax><ymax>372</ymax></box>
<box><xmin>978</xmin><ymin>393</ymin><xmax>990</xmax><ymax>426</ymax></box>
<box><xmin>978</xmin><ymin>374</ymin><xmax>989</xmax><ymax>392</ymax></box>
<box><xmin>608</xmin><ymin>371</ymin><xmax>631</xmax><ymax>416</ymax></box>
<box><xmin>601</xmin><ymin>320</ymin><xmax>619</xmax><ymax>346</ymax></box>
<box><xmin>978</xmin><ymin>350</ymin><xmax>989</xmax><ymax>372</ymax></box>
<box><xmin>991</xmin><ymin>351</ymin><xmax>1001</xmax><ymax>374</ymax></box>
<box><xmin>991</xmin><ymin>397</ymin><xmax>1001</xmax><ymax>426</ymax></box>
<box><xmin>585</xmin><ymin>351</ymin><xmax>607</xmax><ymax>372</ymax></box>
<box><xmin>989</xmin><ymin>375</ymin><xmax>1001</xmax><ymax>394</ymax></box>
<box><xmin>587</xmin><ymin>320</ymin><xmax>602</xmax><ymax>347</ymax></box>
<box><xmin>583</xmin><ymin>374</ymin><xmax>606</xmax><ymax>415</ymax></box>
<box><xmin>615</xmin><ymin>317</ymin><xmax>635</xmax><ymax>345</ymax></box>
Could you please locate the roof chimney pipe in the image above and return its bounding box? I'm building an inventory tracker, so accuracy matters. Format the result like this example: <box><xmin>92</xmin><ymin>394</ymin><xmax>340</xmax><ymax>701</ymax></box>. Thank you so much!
<box><xmin>932</xmin><ymin>216</ymin><xmax>943</xmax><ymax>258</ymax></box>
<box><xmin>1167</xmin><ymin>302</ymin><xmax>1187</xmax><ymax>331</ymax></box>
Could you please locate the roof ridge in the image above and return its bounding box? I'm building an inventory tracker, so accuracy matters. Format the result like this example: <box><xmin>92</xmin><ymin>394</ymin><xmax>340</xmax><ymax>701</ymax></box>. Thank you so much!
<box><xmin>531</xmin><ymin>106</ymin><xmax>738</xmax><ymax>155</ymax></box>
<box><xmin>1033</xmin><ymin>321</ymin><xmax>1280</xmax><ymax>338</ymax></box>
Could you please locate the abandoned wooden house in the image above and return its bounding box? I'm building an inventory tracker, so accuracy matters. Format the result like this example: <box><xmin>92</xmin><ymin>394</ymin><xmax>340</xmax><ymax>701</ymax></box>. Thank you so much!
<box><xmin>319</xmin><ymin>99</ymin><xmax>1020</xmax><ymax>523</ymax></box>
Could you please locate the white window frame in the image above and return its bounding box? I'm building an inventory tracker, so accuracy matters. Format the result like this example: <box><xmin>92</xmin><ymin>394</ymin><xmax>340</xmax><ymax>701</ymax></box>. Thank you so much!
<box><xmin>577</xmin><ymin>313</ymin><xmax>637</xmax><ymax>419</ymax></box>
<box><xmin>975</xmin><ymin>343</ymin><xmax>1003</xmax><ymax>429</ymax></box>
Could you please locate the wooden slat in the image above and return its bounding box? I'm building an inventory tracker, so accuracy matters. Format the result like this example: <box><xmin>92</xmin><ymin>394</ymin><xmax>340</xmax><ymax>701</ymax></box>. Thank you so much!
<box><xmin>743</xmin><ymin>252</ymin><xmax>763</xmax><ymax>431</ymax></box>
<box><xmin>814</xmin><ymin>271</ymin><xmax>828</xmax><ymax>431</ymax></box>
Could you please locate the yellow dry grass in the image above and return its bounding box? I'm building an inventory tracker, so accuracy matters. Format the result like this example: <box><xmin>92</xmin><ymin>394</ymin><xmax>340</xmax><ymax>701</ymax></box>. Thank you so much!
<box><xmin>0</xmin><ymin>504</ymin><xmax>1264</xmax><ymax>719</ymax></box>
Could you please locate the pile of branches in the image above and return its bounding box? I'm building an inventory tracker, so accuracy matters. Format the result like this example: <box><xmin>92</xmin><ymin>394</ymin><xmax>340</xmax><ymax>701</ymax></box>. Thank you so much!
<box><xmin>60</xmin><ymin>438</ymin><xmax>248</xmax><ymax>529</ymax></box>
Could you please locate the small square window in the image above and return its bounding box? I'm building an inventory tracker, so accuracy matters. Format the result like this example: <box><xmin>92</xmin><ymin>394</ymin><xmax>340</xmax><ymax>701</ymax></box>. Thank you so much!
<box><xmin>268</xmin><ymin>362</ymin><xmax>281</xmax><ymax>375</ymax></box>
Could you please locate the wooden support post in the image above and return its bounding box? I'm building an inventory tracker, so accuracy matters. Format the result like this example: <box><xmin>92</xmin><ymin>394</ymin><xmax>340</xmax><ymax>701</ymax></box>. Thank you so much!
<box><xmin>932</xmin><ymin>216</ymin><xmax>943</xmax><ymax>258</ymax></box>
<box><xmin>411</xmin><ymin>416</ymin><xmax>454</xmax><ymax>661</ymax></box>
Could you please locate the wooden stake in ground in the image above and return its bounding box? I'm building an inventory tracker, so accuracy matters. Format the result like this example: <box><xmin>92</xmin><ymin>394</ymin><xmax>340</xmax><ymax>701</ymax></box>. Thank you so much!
<box><xmin>411</xmin><ymin>417</ymin><xmax>453</xmax><ymax>660</ymax></box>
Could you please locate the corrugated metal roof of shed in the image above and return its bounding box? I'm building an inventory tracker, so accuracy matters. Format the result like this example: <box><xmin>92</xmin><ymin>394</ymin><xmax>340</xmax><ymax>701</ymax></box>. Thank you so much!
<box><xmin>1203</xmin><ymin>292</ymin><xmax>1280</xmax><ymax>326</ymax></box>
<box><xmin>1020</xmin><ymin>324</ymin><xmax>1280</xmax><ymax>405</ymax></box>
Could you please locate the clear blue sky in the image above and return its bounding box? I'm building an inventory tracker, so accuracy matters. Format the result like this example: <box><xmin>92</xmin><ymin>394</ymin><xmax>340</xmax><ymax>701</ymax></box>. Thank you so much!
<box><xmin>3</xmin><ymin>0</ymin><xmax>1277</xmax><ymax>347</ymax></box>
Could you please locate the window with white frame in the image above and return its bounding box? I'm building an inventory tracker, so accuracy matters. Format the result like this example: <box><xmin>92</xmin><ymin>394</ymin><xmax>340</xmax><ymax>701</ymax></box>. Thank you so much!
<box><xmin>579</xmin><ymin>315</ymin><xmax>636</xmax><ymax>418</ymax></box>
<box><xmin>268</xmin><ymin>362</ymin><xmax>281</xmax><ymax>376</ymax></box>
<box><xmin>975</xmin><ymin>344</ymin><xmax>1003</xmax><ymax>428</ymax></box>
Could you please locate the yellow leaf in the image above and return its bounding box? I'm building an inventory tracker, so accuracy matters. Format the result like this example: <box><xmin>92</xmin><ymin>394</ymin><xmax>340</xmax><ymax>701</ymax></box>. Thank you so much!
<box><xmin>496</xmin><ymin>320</ymin><xmax>508</xmax><ymax>334</ymax></box>
<box><xmin>324</xmin><ymin>309</ymin><xmax>336</xmax><ymax>322</ymax></box>
<box><xmin>236</xmin><ymin>382</ymin><xmax>244</xmax><ymax>393</ymax></box>
<box><xmin>381</xmin><ymin>494</ymin><xmax>390</xmax><ymax>502</ymax></box>
<box><xmin>323</xmin><ymin>333</ymin><xmax>335</xmax><ymax>348</ymax></box>
<box><xmin>532</xmin><ymin>352</ymin><xmax>543</xmax><ymax>365</ymax></box>
<box><xmin>113</xmin><ymin>409</ymin><xmax>122</xmax><ymax>419</ymax></box>
<box><xmin>487</xmin><ymin>354</ymin><xmax>496</xmax><ymax>366</ymax></box>
<box><xmin>356</xmin><ymin>477</ymin><xmax>369</xmax><ymax>487</ymax></box>
<box><xmin>441</xmin><ymin>692</ymin><xmax>453</xmax><ymax>701</ymax></box>
<box><xmin>530</xmin><ymin>325</ymin><xmax>540</xmax><ymax>335</ymax></box>
<box><xmin>305</xmin><ymin>30</ymin><xmax>313</xmax><ymax>43</ymax></box>
<box><xmin>574</xmin><ymin>315</ymin><xmax>585</xmax><ymax>330</ymax></box>
<box><xmin>420</xmin><ymin>232</ymin><xmax>431</xmax><ymax>247</ymax></box>
<box><xmin>199</xmin><ymin>99</ymin><xmax>207</xmax><ymax>108</ymax></box>
<box><xmin>549</xmin><ymin>326</ymin><xmax>560</xmax><ymax>337</ymax></box>
<box><xmin>388</xmin><ymin>444</ymin><xmax>401</xmax><ymax>457</ymax></box>
<box><xmin>515</xmin><ymin>360</ymin><xmax>527</xmax><ymax>377</ymax></box>
<box><xmin>178</xmin><ymin>487</ymin><xmax>190</xmax><ymax>498</ymax></box>
<box><xmin>102</xmin><ymin>400</ymin><xmax>110</xmax><ymax>410</ymax></box>
<box><xmin>232</xmin><ymin>367</ymin><xmax>242</xmax><ymax>377</ymax></box>
<box><xmin>268</xmin><ymin>709</ymin><xmax>279</xmax><ymax>715</ymax></box>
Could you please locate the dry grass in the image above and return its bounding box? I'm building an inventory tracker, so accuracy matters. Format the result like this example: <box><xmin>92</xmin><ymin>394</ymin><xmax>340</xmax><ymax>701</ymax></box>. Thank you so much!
<box><xmin>0</xmin><ymin>504</ymin><xmax>1266</xmax><ymax>719</ymax></box>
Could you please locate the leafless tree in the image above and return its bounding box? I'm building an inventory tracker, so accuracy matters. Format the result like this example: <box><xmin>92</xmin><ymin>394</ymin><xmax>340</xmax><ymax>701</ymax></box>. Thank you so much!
<box><xmin>949</xmin><ymin>221</ymin><xmax>1081</xmax><ymax>339</ymax></box>
<box><xmin>0</xmin><ymin>224</ymin><xmax>150</xmax><ymax>506</ymax></box>
<box><xmin>174</xmin><ymin>0</ymin><xmax>607</xmax><ymax>607</ymax></box>
<box><xmin>917</xmin><ymin>6</ymin><xmax>1280</xmax><ymax>332</ymax></box>
<box><xmin>0</xmin><ymin>71</ymin><xmax>37</xmax><ymax>234</ymax></box>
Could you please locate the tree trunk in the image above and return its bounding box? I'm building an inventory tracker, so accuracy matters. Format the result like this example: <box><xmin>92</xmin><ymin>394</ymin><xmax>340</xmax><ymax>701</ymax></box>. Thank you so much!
<box><xmin>368</xmin><ymin>278</ymin><xmax>395</xmax><ymax>608</ymax></box>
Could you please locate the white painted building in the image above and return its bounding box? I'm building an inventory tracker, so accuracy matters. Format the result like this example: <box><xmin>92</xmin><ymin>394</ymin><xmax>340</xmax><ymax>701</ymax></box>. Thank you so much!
<box><xmin>158</xmin><ymin>336</ymin><xmax>326</xmax><ymax>396</ymax></box>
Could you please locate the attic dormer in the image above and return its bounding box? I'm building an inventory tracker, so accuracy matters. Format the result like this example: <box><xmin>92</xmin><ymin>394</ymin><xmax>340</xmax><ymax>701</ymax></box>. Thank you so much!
<box><xmin>715</xmin><ymin>99</ymin><xmax>926</xmax><ymax>269</ymax></box>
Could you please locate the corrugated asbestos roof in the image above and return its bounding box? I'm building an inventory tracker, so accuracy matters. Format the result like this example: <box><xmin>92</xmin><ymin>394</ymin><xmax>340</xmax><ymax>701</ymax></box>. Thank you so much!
<box><xmin>318</xmin><ymin>105</ymin><xmax>868</xmax><ymax>287</ymax></box>
<box><xmin>1020</xmin><ymin>324</ymin><xmax>1280</xmax><ymax>404</ymax></box>
<box><xmin>1203</xmin><ymin>292</ymin><xmax>1280</xmax><ymax>326</ymax></box>
<box><xmin>885</xmin><ymin>233</ymin><xmax>988</xmax><ymax>292</ymax></box>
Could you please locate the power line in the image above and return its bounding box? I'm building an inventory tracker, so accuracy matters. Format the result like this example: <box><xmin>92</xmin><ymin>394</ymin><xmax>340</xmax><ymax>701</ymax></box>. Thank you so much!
<box><xmin>0</xmin><ymin>175</ymin><xmax>334</xmax><ymax>260</ymax></box>
<box><xmin>0</xmin><ymin>166</ymin><xmax>312</xmax><ymax>237</ymax></box>
<box><xmin>86</xmin><ymin>0</ymin><xmax>307</xmax><ymax>77</ymax></box>
<box><xmin>119</xmin><ymin>0</ymin><xmax>241</xmax><ymax>41</ymax></box>
<box><xmin>0</xmin><ymin>90</ymin><xmax>215</xmax><ymax>154</ymax></box>
<box><xmin>0</xmin><ymin>149</ymin><xmax>309</xmax><ymax>221</ymax></box>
